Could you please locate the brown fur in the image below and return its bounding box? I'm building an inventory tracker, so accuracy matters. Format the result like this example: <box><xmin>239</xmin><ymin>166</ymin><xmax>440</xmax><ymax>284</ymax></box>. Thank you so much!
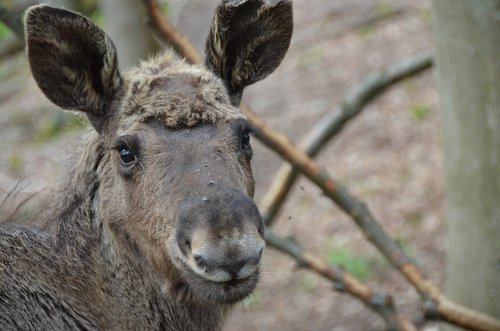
<box><xmin>0</xmin><ymin>1</ymin><xmax>292</xmax><ymax>330</ymax></box>
<box><xmin>122</xmin><ymin>53</ymin><xmax>242</xmax><ymax>129</ymax></box>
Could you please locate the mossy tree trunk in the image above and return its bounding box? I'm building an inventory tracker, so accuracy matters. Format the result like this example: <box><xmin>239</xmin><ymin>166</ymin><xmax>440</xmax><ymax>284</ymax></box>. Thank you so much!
<box><xmin>431</xmin><ymin>0</ymin><xmax>500</xmax><ymax>328</ymax></box>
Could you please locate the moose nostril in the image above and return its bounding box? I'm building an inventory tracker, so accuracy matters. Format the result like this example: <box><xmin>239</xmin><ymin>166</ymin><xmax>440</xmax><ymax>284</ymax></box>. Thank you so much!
<box><xmin>220</xmin><ymin>260</ymin><xmax>246</xmax><ymax>278</ymax></box>
<box><xmin>258</xmin><ymin>248</ymin><xmax>263</xmax><ymax>260</ymax></box>
<box><xmin>193</xmin><ymin>254</ymin><xmax>206</xmax><ymax>269</ymax></box>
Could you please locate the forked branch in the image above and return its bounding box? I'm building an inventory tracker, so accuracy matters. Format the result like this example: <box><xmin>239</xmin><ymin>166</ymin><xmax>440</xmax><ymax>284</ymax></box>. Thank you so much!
<box><xmin>265</xmin><ymin>229</ymin><xmax>417</xmax><ymax>331</ymax></box>
<box><xmin>245</xmin><ymin>103</ymin><xmax>500</xmax><ymax>331</ymax></box>
<box><xmin>261</xmin><ymin>51</ymin><xmax>433</xmax><ymax>225</ymax></box>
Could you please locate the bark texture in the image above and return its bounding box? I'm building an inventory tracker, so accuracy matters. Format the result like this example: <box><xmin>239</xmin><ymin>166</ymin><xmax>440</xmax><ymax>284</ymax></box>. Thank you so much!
<box><xmin>431</xmin><ymin>0</ymin><xmax>500</xmax><ymax>325</ymax></box>
<box><xmin>99</xmin><ymin>0</ymin><xmax>159</xmax><ymax>68</ymax></box>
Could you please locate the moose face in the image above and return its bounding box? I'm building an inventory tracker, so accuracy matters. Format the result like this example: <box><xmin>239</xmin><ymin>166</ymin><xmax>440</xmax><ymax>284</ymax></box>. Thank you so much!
<box><xmin>113</xmin><ymin>120</ymin><xmax>264</xmax><ymax>303</ymax></box>
<box><xmin>24</xmin><ymin>1</ymin><xmax>292</xmax><ymax>304</ymax></box>
<box><xmin>99</xmin><ymin>59</ymin><xmax>265</xmax><ymax>303</ymax></box>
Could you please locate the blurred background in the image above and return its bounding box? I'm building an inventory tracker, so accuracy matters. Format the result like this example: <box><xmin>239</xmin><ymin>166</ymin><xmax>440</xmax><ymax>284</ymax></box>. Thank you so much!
<box><xmin>0</xmin><ymin>0</ymin><xmax>497</xmax><ymax>330</ymax></box>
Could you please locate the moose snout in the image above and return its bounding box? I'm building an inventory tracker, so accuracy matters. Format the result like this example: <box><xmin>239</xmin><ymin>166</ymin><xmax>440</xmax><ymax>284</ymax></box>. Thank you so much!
<box><xmin>191</xmin><ymin>243</ymin><xmax>263</xmax><ymax>282</ymax></box>
<box><xmin>175</xmin><ymin>188</ymin><xmax>264</xmax><ymax>283</ymax></box>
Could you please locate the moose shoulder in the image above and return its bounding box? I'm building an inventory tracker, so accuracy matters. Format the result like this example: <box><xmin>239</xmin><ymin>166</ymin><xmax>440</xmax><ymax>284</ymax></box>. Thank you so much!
<box><xmin>0</xmin><ymin>1</ymin><xmax>292</xmax><ymax>330</ymax></box>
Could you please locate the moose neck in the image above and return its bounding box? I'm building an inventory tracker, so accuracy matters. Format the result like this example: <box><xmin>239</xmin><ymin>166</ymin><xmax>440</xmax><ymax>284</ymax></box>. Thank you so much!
<box><xmin>45</xmin><ymin>131</ymin><xmax>226</xmax><ymax>330</ymax></box>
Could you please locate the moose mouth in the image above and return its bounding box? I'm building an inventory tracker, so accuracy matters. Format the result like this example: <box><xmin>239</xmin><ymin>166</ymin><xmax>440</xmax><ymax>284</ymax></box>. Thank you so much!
<box><xmin>176</xmin><ymin>257</ymin><xmax>259</xmax><ymax>304</ymax></box>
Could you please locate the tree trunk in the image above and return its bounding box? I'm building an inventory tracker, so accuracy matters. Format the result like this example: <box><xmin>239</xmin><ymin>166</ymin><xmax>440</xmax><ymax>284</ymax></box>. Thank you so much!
<box><xmin>99</xmin><ymin>0</ymin><xmax>159</xmax><ymax>69</ymax></box>
<box><xmin>431</xmin><ymin>0</ymin><xmax>500</xmax><ymax>328</ymax></box>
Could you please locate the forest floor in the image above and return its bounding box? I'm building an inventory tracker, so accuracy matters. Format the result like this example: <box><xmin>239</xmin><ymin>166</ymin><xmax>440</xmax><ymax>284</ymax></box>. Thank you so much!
<box><xmin>0</xmin><ymin>0</ymin><xmax>445</xmax><ymax>330</ymax></box>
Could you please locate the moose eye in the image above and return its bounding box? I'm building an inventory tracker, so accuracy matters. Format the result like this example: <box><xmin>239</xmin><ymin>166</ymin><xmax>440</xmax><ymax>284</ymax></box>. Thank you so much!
<box><xmin>114</xmin><ymin>134</ymin><xmax>140</xmax><ymax>171</ymax></box>
<box><xmin>119</xmin><ymin>147</ymin><xmax>136</xmax><ymax>165</ymax></box>
<box><xmin>231</xmin><ymin>119</ymin><xmax>253</xmax><ymax>158</ymax></box>
<box><xmin>239</xmin><ymin>129</ymin><xmax>253</xmax><ymax>159</ymax></box>
<box><xmin>241</xmin><ymin>131</ymin><xmax>250</xmax><ymax>148</ymax></box>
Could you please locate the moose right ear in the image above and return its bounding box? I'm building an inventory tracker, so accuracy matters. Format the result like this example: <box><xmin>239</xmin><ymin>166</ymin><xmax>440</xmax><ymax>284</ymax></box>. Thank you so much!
<box><xmin>205</xmin><ymin>0</ymin><xmax>293</xmax><ymax>106</ymax></box>
<box><xmin>25</xmin><ymin>5</ymin><xmax>122</xmax><ymax>132</ymax></box>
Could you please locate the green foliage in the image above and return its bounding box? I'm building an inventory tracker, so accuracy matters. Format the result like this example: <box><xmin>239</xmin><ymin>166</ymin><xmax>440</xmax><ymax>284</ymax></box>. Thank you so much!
<box><xmin>394</xmin><ymin>236</ymin><xmax>409</xmax><ymax>250</ymax></box>
<box><xmin>35</xmin><ymin>115</ymin><xmax>64</xmax><ymax>143</ymax></box>
<box><xmin>34</xmin><ymin>113</ymin><xmax>88</xmax><ymax>143</ymax></box>
<box><xmin>376</xmin><ymin>0</ymin><xmax>394</xmax><ymax>17</ymax></box>
<box><xmin>159</xmin><ymin>0</ymin><xmax>169</xmax><ymax>14</ymax></box>
<box><xmin>402</xmin><ymin>79</ymin><xmax>417</xmax><ymax>94</ymax></box>
<box><xmin>324</xmin><ymin>245</ymin><xmax>373</xmax><ymax>280</ymax></box>
<box><xmin>65</xmin><ymin>114</ymin><xmax>89</xmax><ymax>131</ymax></box>
<box><xmin>408</xmin><ymin>103</ymin><xmax>431</xmax><ymax>120</ymax></box>
<box><xmin>419</xmin><ymin>6</ymin><xmax>432</xmax><ymax>25</ymax></box>
<box><xmin>242</xmin><ymin>289</ymin><xmax>262</xmax><ymax>308</ymax></box>
<box><xmin>0</xmin><ymin>21</ymin><xmax>12</xmax><ymax>40</ymax></box>
<box><xmin>399</xmin><ymin>166</ymin><xmax>412</xmax><ymax>181</ymax></box>
<box><xmin>393</xmin><ymin>234</ymin><xmax>417</xmax><ymax>258</ymax></box>
<box><xmin>0</xmin><ymin>66</ymin><xmax>6</xmax><ymax>80</ymax></box>
<box><xmin>298</xmin><ymin>273</ymin><xmax>320</xmax><ymax>292</ymax></box>
<box><xmin>406</xmin><ymin>212</ymin><xmax>423</xmax><ymax>227</ymax></box>
<box><xmin>90</xmin><ymin>9</ymin><xmax>103</xmax><ymax>27</ymax></box>
<box><xmin>356</xmin><ymin>25</ymin><xmax>375</xmax><ymax>39</ymax></box>
<box><xmin>7</xmin><ymin>152</ymin><xmax>23</xmax><ymax>173</ymax></box>
<box><xmin>298</xmin><ymin>47</ymin><xmax>324</xmax><ymax>67</ymax></box>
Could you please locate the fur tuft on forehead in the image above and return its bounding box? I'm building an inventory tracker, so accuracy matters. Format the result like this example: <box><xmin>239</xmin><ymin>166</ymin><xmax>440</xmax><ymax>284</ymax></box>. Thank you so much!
<box><xmin>120</xmin><ymin>52</ymin><xmax>243</xmax><ymax>128</ymax></box>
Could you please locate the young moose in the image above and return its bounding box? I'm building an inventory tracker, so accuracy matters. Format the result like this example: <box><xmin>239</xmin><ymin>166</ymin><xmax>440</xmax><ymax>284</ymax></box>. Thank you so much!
<box><xmin>0</xmin><ymin>1</ymin><xmax>292</xmax><ymax>329</ymax></box>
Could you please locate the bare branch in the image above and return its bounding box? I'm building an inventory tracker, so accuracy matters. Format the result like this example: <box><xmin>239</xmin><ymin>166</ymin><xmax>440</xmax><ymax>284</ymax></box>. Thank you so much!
<box><xmin>139</xmin><ymin>2</ymin><xmax>500</xmax><ymax>330</ymax></box>
<box><xmin>140</xmin><ymin>0</ymin><xmax>202</xmax><ymax>64</ymax></box>
<box><xmin>260</xmin><ymin>51</ymin><xmax>433</xmax><ymax>225</ymax></box>
<box><xmin>245</xmin><ymin>103</ymin><xmax>500</xmax><ymax>331</ymax></box>
<box><xmin>0</xmin><ymin>4</ymin><xmax>24</xmax><ymax>42</ymax></box>
<box><xmin>265</xmin><ymin>229</ymin><xmax>417</xmax><ymax>331</ymax></box>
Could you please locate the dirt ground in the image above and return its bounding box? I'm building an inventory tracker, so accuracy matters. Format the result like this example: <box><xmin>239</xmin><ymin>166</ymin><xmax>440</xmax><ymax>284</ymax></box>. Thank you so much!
<box><xmin>0</xmin><ymin>0</ymin><xmax>445</xmax><ymax>330</ymax></box>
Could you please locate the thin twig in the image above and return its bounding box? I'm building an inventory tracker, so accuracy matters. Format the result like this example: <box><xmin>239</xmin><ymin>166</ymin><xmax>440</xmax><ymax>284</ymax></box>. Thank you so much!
<box><xmin>0</xmin><ymin>4</ymin><xmax>24</xmax><ymax>42</ymax></box>
<box><xmin>261</xmin><ymin>51</ymin><xmax>433</xmax><ymax>225</ymax></box>
<box><xmin>265</xmin><ymin>229</ymin><xmax>417</xmax><ymax>331</ymax></box>
<box><xmin>139</xmin><ymin>1</ymin><xmax>500</xmax><ymax>330</ymax></box>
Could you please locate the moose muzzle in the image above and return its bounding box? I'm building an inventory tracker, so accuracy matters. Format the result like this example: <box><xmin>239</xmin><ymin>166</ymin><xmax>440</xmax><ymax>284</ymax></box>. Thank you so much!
<box><xmin>175</xmin><ymin>186</ymin><xmax>264</xmax><ymax>284</ymax></box>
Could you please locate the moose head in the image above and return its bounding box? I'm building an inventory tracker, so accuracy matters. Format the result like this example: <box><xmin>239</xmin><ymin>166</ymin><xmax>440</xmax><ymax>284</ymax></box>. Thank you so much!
<box><xmin>24</xmin><ymin>0</ymin><xmax>292</xmax><ymax>305</ymax></box>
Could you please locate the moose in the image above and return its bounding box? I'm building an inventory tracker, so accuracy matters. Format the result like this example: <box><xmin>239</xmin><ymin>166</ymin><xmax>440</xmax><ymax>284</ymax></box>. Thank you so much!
<box><xmin>0</xmin><ymin>1</ymin><xmax>292</xmax><ymax>329</ymax></box>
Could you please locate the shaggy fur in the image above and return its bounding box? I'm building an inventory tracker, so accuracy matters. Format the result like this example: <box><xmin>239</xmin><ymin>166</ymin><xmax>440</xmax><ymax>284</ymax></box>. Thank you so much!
<box><xmin>0</xmin><ymin>1</ymin><xmax>292</xmax><ymax>330</ymax></box>
<box><xmin>121</xmin><ymin>53</ymin><xmax>243</xmax><ymax>129</ymax></box>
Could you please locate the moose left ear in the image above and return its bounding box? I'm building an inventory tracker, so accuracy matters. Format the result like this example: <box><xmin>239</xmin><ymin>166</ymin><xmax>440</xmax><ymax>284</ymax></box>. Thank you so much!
<box><xmin>205</xmin><ymin>0</ymin><xmax>293</xmax><ymax>106</ymax></box>
<box><xmin>25</xmin><ymin>5</ymin><xmax>122</xmax><ymax>132</ymax></box>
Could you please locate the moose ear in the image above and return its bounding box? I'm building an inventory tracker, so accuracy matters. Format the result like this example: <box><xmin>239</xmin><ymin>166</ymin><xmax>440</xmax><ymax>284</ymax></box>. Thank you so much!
<box><xmin>25</xmin><ymin>5</ymin><xmax>122</xmax><ymax>132</ymax></box>
<box><xmin>205</xmin><ymin>0</ymin><xmax>293</xmax><ymax>106</ymax></box>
